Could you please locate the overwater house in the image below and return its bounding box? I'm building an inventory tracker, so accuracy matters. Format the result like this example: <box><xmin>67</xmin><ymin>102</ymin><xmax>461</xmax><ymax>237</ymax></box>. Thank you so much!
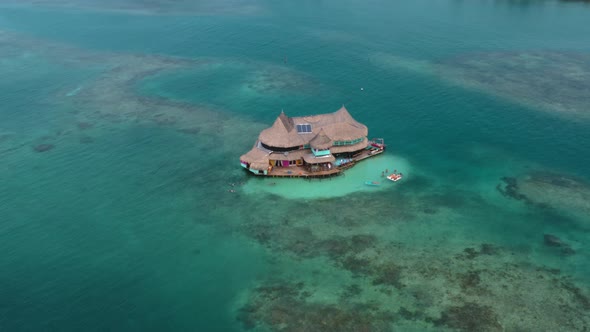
<box><xmin>240</xmin><ymin>106</ymin><xmax>385</xmax><ymax>178</ymax></box>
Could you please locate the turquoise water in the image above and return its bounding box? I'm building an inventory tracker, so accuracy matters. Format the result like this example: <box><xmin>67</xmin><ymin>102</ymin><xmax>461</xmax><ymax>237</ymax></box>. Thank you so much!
<box><xmin>1</xmin><ymin>1</ymin><xmax>590</xmax><ymax>331</ymax></box>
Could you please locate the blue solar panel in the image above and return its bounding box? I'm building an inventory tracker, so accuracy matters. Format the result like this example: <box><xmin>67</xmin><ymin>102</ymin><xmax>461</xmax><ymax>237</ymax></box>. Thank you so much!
<box><xmin>296</xmin><ymin>124</ymin><xmax>312</xmax><ymax>133</ymax></box>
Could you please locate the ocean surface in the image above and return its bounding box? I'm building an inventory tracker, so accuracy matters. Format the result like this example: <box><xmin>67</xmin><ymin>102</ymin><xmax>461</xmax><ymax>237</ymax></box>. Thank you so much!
<box><xmin>1</xmin><ymin>1</ymin><xmax>590</xmax><ymax>331</ymax></box>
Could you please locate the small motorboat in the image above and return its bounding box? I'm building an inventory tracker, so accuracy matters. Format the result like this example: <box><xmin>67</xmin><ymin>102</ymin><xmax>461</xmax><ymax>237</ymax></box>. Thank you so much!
<box><xmin>387</xmin><ymin>173</ymin><xmax>403</xmax><ymax>182</ymax></box>
<box><xmin>365</xmin><ymin>181</ymin><xmax>380</xmax><ymax>186</ymax></box>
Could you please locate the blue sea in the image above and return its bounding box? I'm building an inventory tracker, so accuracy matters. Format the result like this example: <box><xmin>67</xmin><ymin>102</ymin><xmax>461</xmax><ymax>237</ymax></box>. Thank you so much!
<box><xmin>1</xmin><ymin>1</ymin><xmax>590</xmax><ymax>331</ymax></box>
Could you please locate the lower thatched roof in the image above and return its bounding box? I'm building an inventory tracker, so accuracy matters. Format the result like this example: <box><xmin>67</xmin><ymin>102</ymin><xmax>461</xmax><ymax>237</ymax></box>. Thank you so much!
<box><xmin>269</xmin><ymin>150</ymin><xmax>307</xmax><ymax>161</ymax></box>
<box><xmin>250</xmin><ymin>161</ymin><xmax>270</xmax><ymax>170</ymax></box>
<box><xmin>240</xmin><ymin>144</ymin><xmax>270</xmax><ymax>170</ymax></box>
<box><xmin>309</xmin><ymin>129</ymin><xmax>333</xmax><ymax>150</ymax></box>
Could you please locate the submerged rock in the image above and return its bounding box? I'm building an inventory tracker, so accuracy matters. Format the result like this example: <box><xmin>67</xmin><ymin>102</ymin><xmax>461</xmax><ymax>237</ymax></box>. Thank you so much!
<box><xmin>463</xmin><ymin>247</ymin><xmax>479</xmax><ymax>260</ymax></box>
<box><xmin>423</xmin><ymin>207</ymin><xmax>437</xmax><ymax>214</ymax></box>
<box><xmin>0</xmin><ymin>133</ymin><xmax>13</xmax><ymax>143</ymax></box>
<box><xmin>479</xmin><ymin>243</ymin><xmax>498</xmax><ymax>255</ymax></box>
<box><xmin>340</xmin><ymin>284</ymin><xmax>362</xmax><ymax>299</ymax></box>
<box><xmin>177</xmin><ymin>127</ymin><xmax>201</xmax><ymax>135</ymax></box>
<box><xmin>33</xmin><ymin>143</ymin><xmax>54</xmax><ymax>152</ymax></box>
<box><xmin>79</xmin><ymin>136</ymin><xmax>94</xmax><ymax>144</ymax></box>
<box><xmin>543</xmin><ymin>234</ymin><xmax>576</xmax><ymax>255</ymax></box>
<box><xmin>461</xmin><ymin>243</ymin><xmax>499</xmax><ymax>260</ymax></box>
<box><xmin>238</xmin><ymin>280</ymin><xmax>395</xmax><ymax>331</ymax></box>
<box><xmin>498</xmin><ymin>171</ymin><xmax>590</xmax><ymax>224</ymax></box>
<box><xmin>372</xmin><ymin>262</ymin><xmax>404</xmax><ymax>289</ymax></box>
<box><xmin>397</xmin><ymin>307</ymin><xmax>424</xmax><ymax>321</ymax></box>
<box><xmin>561</xmin><ymin>280</ymin><xmax>590</xmax><ymax>310</ymax></box>
<box><xmin>340</xmin><ymin>255</ymin><xmax>372</xmax><ymax>276</ymax></box>
<box><xmin>459</xmin><ymin>270</ymin><xmax>481</xmax><ymax>290</ymax></box>
<box><xmin>433</xmin><ymin>302</ymin><xmax>502</xmax><ymax>332</ymax></box>
<box><xmin>318</xmin><ymin>234</ymin><xmax>377</xmax><ymax>259</ymax></box>
<box><xmin>544</xmin><ymin>234</ymin><xmax>563</xmax><ymax>247</ymax></box>
<box><xmin>77</xmin><ymin>122</ymin><xmax>93</xmax><ymax>130</ymax></box>
<box><xmin>496</xmin><ymin>176</ymin><xmax>529</xmax><ymax>202</ymax></box>
<box><xmin>561</xmin><ymin>247</ymin><xmax>576</xmax><ymax>256</ymax></box>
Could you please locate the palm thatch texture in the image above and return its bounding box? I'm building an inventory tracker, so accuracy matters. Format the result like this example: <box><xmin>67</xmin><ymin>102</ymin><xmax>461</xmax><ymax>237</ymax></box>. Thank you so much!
<box><xmin>240</xmin><ymin>106</ymin><xmax>372</xmax><ymax>175</ymax></box>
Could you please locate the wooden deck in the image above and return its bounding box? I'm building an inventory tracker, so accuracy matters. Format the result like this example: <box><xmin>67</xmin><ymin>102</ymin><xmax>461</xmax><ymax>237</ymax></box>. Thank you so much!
<box><xmin>268</xmin><ymin>166</ymin><xmax>341</xmax><ymax>178</ymax></box>
<box><xmin>354</xmin><ymin>147</ymin><xmax>385</xmax><ymax>161</ymax></box>
<box><xmin>265</xmin><ymin>146</ymin><xmax>384</xmax><ymax>178</ymax></box>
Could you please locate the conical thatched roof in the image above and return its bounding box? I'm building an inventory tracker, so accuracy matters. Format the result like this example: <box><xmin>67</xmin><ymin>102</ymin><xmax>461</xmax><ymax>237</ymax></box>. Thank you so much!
<box><xmin>275</xmin><ymin>110</ymin><xmax>294</xmax><ymax>132</ymax></box>
<box><xmin>309</xmin><ymin>128</ymin><xmax>332</xmax><ymax>150</ymax></box>
<box><xmin>258</xmin><ymin>106</ymin><xmax>368</xmax><ymax>149</ymax></box>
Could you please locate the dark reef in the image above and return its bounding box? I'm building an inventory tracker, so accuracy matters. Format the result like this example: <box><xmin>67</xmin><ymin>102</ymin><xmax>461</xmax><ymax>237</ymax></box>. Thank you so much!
<box><xmin>461</xmin><ymin>243</ymin><xmax>499</xmax><ymax>260</ymax></box>
<box><xmin>77</xmin><ymin>121</ymin><xmax>93</xmax><ymax>130</ymax></box>
<box><xmin>544</xmin><ymin>234</ymin><xmax>576</xmax><ymax>256</ymax></box>
<box><xmin>371</xmin><ymin>262</ymin><xmax>404</xmax><ymax>289</ymax></box>
<box><xmin>238</xmin><ymin>281</ymin><xmax>395</xmax><ymax>331</ymax></box>
<box><xmin>33</xmin><ymin>143</ymin><xmax>54</xmax><ymax>152</ymax></box>
<box><xmin>79</xmin><ymin>136</ymin><xmax>94</xmax><ymax>144</ymax></box>
<box><xmin>433</xmin><ymin>302</ymin><xmax>502</xmax><ymax>331</ymax></box>
<box><xmin>496</xmin><ymin>176</ymin><xmax>529</xmax><ymax>202</ymax></box>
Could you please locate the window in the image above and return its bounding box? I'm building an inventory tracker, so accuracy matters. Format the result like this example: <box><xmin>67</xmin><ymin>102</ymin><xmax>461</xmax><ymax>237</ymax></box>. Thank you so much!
<box><xmin>296</xmin><ymin>124</ymin><xmax>312</xmax><ymax>134</ymax></box>
<box><xmin>334</xmin><ymin>137</ymin><xmax>363</xmax><ymax>146</ymax></box>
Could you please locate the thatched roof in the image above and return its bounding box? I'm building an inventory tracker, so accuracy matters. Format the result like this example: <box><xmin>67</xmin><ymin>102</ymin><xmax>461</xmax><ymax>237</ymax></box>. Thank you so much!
<box><xmin>269</xmin><ymin>150</ymin><xmax>307</xmax><ymax>161</ymax></box>
<box><xmin>258</xmin><ymin>106</ymin><xmax>368</xmax><ymax>148</ymax></box>
<box><xmin>309</xmin><ymin>128</ymin><xmax>332</xmax><ymax>150</ymax></box>
<box><xmin>240</xmin><ymin>144</ymin><xmax>270</xmax><ymax>170</ymax></box>
<box><xmin>303</xmin><ymin>154</ymin><xmax>336</xmax><ymax>164</ymax></box>
<box><xmin>250</xmin><ymin>161</ymin><xmax>269</xmax><ymax>170</ymax></box>
<box><xmin>277</xmin><ymin>110</ymin><xmax>294</xmax><ymax>132</ymax></box>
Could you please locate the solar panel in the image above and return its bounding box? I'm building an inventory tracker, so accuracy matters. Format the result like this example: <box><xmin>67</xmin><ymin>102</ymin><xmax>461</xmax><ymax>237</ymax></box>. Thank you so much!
<box><xmin>296</xmin><ymin>124</ymin><xmax>312</xmax><ymax>133</ymax></box>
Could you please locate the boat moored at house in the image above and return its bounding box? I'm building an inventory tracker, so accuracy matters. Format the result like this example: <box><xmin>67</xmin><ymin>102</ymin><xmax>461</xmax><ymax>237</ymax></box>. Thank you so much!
<box><xmin>240</xmin><ymin>106</ymin><xmax>385</xmax><ymax>178</ymax></box>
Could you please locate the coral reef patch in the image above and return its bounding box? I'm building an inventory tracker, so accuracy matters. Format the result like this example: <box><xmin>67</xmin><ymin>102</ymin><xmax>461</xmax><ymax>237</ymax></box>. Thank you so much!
<box><xmin>371</xmin><ymin>51</ymin><xmax>590</xmax><ymax>119</ymax></box>
<box><xmin>544</xmin><ymin>234</ymin><xmax>576</xmax><ymax>255</ymax></box>
<box><xmin>497</xmin><ymin>171</ymin><xmax>590</xmax><ymax>224</ymax></box>
<box><xmin>237</xmin><ymin>190</ymin><xmax>590</xmax><ymax>331</ymax></box>
<box><xmin>433</xmin><ymin>302</ymin><xmax>502</xmax><ymax>331</ymax></box>
<box><xmin>238</xmin><ymin>281</ymin><xmax>395</xmax><ymax>331</ymax></box>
